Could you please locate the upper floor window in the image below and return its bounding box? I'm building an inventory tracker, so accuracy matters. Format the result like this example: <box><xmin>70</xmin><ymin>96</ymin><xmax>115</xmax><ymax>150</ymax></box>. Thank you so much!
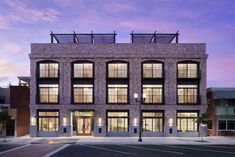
<box><xmin>39</xmin><ymin>62</ymin><xmax>59</xmax><ymax>78</ymax></box>
<box><xmin>73</xmin><ymin>63</ymin><xmax>93</xmax><ymax>78</ymax></box>
<box><xmin>38</xmin><ymin>84</ymin><xmax>59</xmax><ymax>104</ymax></box>
<box><xmin>178</xmin><ymin>63</ymin><xmax>198</xmax><ymax>78</ymax></box>
<box><xmin>108</xmin><ymin>63</ymin><xmax>128</xmax><ymax>78</ymax></box>
<box><xmin>73</xmin><ymin>84</ymin><xmax>93</xmax><ymax>103</ymax></box>
<box><xmin>177</xmin><ymin>84</ymin><xmax>198</xmax><ymax>104</ymax></box>
<box><xmin>108</xmin><ymin>84</ymin><xmax>128</xmax><ymax>103</ymax></box>
<box><xmin>142</xmin><ymin>84</ymin><xmax>163</xmax><ymax>104</ymax></box>
<box><xmin>143</xmin><ymin>63</ymin><xmax>163</xmax><ymax>78</ymax></box>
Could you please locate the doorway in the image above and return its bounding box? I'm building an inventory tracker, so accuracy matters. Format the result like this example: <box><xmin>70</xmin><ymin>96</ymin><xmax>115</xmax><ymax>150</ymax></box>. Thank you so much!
<box><xmin>77</xmin><ymin>117</ymin><xmax>92</xmax><ymax>135</ymax></box>
<box><xmin>73</xmin><ymin>111</ymin><xmax>94</xmax><ymax>136</ymax></box>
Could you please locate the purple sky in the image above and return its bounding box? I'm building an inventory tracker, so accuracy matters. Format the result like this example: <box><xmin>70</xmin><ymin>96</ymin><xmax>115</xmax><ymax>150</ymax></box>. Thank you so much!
<box><xmin>0</xmin><ymin>0</ymin><xmax>234</xmax><ymax>87</ymax></box>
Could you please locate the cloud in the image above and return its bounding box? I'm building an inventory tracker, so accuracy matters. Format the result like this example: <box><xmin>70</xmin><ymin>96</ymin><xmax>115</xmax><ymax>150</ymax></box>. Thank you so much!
<box><xmin>0</xmin><ymin>15</ymin><xmax>9</xmax><ymax>29</ymax></box>
<box><xmin>0</xmin><ymin>59</ymin><xmax>19</xmax><ymax>75</ymax></box>
<box><xmin>0</xmin><ymin>42</ymin><xmax>22</xmax><ymax>54</ymax></box>
<box><xmin>0</xmin><ymin>77</ymin><xmax>8</xmax><ymax>82</ymax></box>
<box><xmin>103</xmin><ymin>1</ymin><xmax>135</xmax><ymax>13</ymax></box>
<box><xmin>4</xmin><ymin>0</ymin><xmax>60</xmax><ymax>24</ymax></box>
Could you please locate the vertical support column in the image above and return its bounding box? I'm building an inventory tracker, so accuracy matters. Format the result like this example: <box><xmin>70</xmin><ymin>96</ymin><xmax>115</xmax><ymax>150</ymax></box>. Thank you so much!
<box><xmin>59</xmin><ymin>109</ymin><xmax>72</xmax><ymax>137</ymax></box>
<box><xmin>29</xmin><ymin>107</ymin><xmax>37</xmax><ymax>137</ymax></box>
<box><xmin>130</xmin><ymin>59</ymin><xmax>141</xmax><ymax>136</ymax></box>
<box><xmin>164</xmin><ymin>110</ymin><xmax>177</xmax><ymax>136</ymax></box>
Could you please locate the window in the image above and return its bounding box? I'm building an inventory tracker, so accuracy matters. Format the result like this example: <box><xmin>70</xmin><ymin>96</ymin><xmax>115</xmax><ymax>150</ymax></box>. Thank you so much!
<box><xmin>143</xmin><ymin>85</ymin><xmax>163</xmax><ymax>104</ymax></box>
<box><xmin>39</xmin><ymin>63</ymin><xmax>59</xmax><ymax>78</ymax></box>
<box><xmin>107</xmin><ymin>111</ymin><xmax>128</xmax><ymax>132</ymax></box>
<box><xmin>38</xmin><ymin>111</ymin><xmax>59</xmax><ymax>132</ymax></box>
<box><xmin>218</xmin><ymin>120</ymin><xmax>235</xmax><ymax>131</ymax></box>
<box><xmin>108</xmin><ymin>63</ymin><xmax>128</xmax><ymax>78</ymax></box>
<box><xmin>39</xmin><ymin>84</ymin><xmax>59</xmax><ymax>103</ymax></box>
<box><xmin>142</xmin><ymin>112</ymin><xmax>163</xmax><ymax>132</ymax></box>
<box><xmin>178</xmin><ymin>63</ymin><xmax>198</xmax><ymax>78</ymax></box>
<box><xmin>177</xmin><ymin>112</ymin><xmax>198</xmax><ymax>132</ymax></box>
<box><xmin>73</xmin><ymin>84</ymin><xmax>93</xmax><ymax>103</ymax></box>
<box><xmin>177</xmin><ymin>85</ymin><xmax>198</xmax><ymax>104</ymax></box>
<box><xmin>108</xmin><ymin>84</ymin><xmax>128</xmax><ymax>103</ymax></box>
<box><xmin>143</xmin><ymin>63</ymin><xmax>163</xmax><ymax>78</ymax></box>
<box><xmin>73</xmin><ymin>63</ymin><xmax>93</xmax><ymax>78</ymax></box>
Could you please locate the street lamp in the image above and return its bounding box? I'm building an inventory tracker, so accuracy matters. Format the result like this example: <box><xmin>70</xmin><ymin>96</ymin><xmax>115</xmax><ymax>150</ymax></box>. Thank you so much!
<box><xmin>134</xmin><ymin>93</ymin><xmax>146</xmax><ymax>142</ymax></box>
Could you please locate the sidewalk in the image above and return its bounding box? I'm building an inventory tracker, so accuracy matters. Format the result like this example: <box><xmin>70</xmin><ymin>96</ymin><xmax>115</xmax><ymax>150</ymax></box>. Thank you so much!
<box><xmin>1</xmin><ymin>136</ymin><xmax>235</xmax><ymax>145</ymax></box>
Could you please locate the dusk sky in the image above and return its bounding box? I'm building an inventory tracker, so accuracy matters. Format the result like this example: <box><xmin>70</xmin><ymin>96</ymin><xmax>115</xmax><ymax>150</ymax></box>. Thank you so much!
<box><xmin>0</xmin><ymin>0</ymin><xmax>234</xmax><ymax>87</ymax></box>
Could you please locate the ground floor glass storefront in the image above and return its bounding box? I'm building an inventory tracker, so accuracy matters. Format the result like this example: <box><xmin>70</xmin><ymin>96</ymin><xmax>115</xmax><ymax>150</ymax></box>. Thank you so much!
<box><xmin>33</xmin><ymin>109</ymin><xmax>200</xmax><ymax>137</ymax></box>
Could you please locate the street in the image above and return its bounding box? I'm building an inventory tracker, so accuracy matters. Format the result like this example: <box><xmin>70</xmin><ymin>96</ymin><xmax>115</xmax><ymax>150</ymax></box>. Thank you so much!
<box><xmin>51</xmin><ymin>144</ymin><xmax>235</xmax><ymax>157</ymax></box>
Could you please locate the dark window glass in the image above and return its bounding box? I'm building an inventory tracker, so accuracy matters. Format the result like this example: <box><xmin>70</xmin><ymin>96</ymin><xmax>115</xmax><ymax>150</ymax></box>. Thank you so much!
<box><xmin>227</xmin><ymin>120</ymin><xmax>235</xmax><ymax>130</ymax></box>
<box><xmin>218</xmin><ymin>120</ymin><xmax>226</xmax><ymax>130</ymax></box>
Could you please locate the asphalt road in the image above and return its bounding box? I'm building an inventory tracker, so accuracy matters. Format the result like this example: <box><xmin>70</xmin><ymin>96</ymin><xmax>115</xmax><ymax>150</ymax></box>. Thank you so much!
<box><xmin>51</xmin><ymin>144</ymin><xmax>235</xmax><ymax>157</ymax></box>
<box><xmin>0</xmin><ymin>145</ymin><xmax>23</xmax><ymax>152</ymax></box>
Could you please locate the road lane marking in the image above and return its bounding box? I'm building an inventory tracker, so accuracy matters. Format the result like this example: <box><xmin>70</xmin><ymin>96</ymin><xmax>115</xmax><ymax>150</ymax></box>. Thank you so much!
<box><xmin>0</xmin><ymin>144</ymin><xmax>31</xmax><ymax>155</ymax></box>
<box><xmin>163</xmin><ymin>145</ymin><xmax>235</xmax><ymax>155</ymax></box>
<box><xmin>122</xmin><ymin>145</ymin><xmax>184</xmax><ymax>155</ymax></box>
<box><xmin>80</xmin><ymin>145</ymin><xmax>132</xmax><ymax>155</ymax></box>
<box><xmin>43</xmin><ymin>144</ymin><xmax>70</xmax><ymax>157</ymax></box>
<box><xmin>196</xmin><ymin>145</ymin><xmax>235</xmax><ymax>149</ymax></box>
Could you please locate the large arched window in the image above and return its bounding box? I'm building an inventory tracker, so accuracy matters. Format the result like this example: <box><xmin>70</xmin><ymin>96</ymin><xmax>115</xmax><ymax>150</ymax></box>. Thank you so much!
<box><xmin>177</xmin><ymin>61</ymin><xmax>199</xmax><ymax>78</ymax></box>
<box><xmin>142</xmin><ymin>61</ymin><xmax>163</xmax><ymax>78</ymax></box>
<box><xmin>107</xmin><ymin>61</ymin><xmax>128</xmax><ymax>78</ymax></box>
<box><xmin>37</xmin><ymin>60</ymin><xmax>59</xmax><ymax>78</ymax></box>
<box><xmin>72</xmin><ymin>60</ymin><xmax>94</xmax><ymax>78</ymax></box>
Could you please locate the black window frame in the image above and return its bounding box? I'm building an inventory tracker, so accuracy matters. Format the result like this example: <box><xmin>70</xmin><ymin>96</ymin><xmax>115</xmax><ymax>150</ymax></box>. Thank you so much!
<box><xmin>36</xmin><ymin>60</ymin><xmax>60</xmax><ymax>104</ymax></box>
<box><xmin>37</xmin><ymin>109</ymin><xmax>60</xmax><ymax>132</ymax></box>
<box><xmin>106</xmin><ymin>60</ymin><xmax>129</xmax><ymax>105</ymax></box>
<box><xmin>142</xmin><ymin>84</ymin><xmax>164</xmax><ymax>104</ymax></box>
<box><xmin>37</xmin><ymin>84</ymin><xmax>59</xmax><ymax>104</ymax></box>
<box><xmin>176</xmin><ymin>110</ymin><xmax>199</xmax><ymax>132</ymax></box>
<box><xmin>141</xmin><ymin>60</ymin><xmax>165</xmax><ymax>105</ymax></box>
<box><xmin>142</xmin><ymin>110</ymin><xmax>164</xmax><ymax>132</ymax></box>
<box><xmin>71</xmin><ymin>60</ymin><xmax>95</xmax><ymax>104</ymax></box>
<box><xmin>106</xmin><ymin>110</ymin><xmax>129</xmax><ymax>132</ymax></box>
<box><xmin>72</xmin><ymin>84</ymin><xmax>94</xmax><ymax>104</ymax></box>
<box><xmin>177</xmin><ymin>61</ymin><xmax>200</xmax><ymax>80</ymax></box>
<box><xmin>177</xmin><ymin>83</ymin><xmax>199</xmax><ymax>105</ymax></box>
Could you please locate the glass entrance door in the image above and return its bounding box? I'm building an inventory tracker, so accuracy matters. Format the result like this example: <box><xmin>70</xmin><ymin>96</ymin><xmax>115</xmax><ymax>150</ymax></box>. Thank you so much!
<box><xmin>77</xmin><ymin>117</ymin><xmax>92</xmax><ymax>135</ymax></box>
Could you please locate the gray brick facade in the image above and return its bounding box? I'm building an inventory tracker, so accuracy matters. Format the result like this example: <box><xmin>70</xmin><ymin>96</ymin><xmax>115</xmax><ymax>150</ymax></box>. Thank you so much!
<box><xmin>29</xmin><ymin>43</ymin><xmax>207</xmax><ymax>137</ymax></box>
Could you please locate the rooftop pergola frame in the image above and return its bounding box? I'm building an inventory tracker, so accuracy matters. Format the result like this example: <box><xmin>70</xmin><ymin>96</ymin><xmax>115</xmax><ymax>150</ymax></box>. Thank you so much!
<box><xmin>50</xmin><ymin>31</ymin><xmax>179</xmax><ymax>44</ymax></box>
<box><xmin>130</xmin><ymin>31</ymin><xmax>179</xmax><ymax>43</ymax></box>
<box><xmin>50</xmin><ymin>31</ymin><xmax>117</xmax><ymax>44</ymax></box>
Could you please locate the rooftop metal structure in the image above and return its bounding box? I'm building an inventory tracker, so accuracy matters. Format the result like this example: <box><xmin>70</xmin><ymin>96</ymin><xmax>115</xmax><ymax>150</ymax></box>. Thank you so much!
<box><xmin>50</xmin><ymin>31</ymin><xmax>116</xmax><ymax>44</ymax></box>
<box><xmin>50</xmin><ymin>31</ymin><xmax>179</xmax><ymax>44</ymax></box>
<box><xmin>131</xmin><ymin>31</ymin><xmax>179</xmax><ymax>43</ymax></box>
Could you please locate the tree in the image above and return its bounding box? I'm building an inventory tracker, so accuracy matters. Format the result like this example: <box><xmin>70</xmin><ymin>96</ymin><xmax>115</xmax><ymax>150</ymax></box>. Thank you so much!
<box><xmin>196</xmin><ymin>112</ymin><xmax>210</xmax><ymax>125</ymax></box>
<box><xmin>0</xmin><ymin>110</ymin><xmax>11</xmax><ymax>142</ymax></box>
<box><xmin>196</xmin><ymin>112</ymin><xmax>211</xmax><ymax>141</ymax></box>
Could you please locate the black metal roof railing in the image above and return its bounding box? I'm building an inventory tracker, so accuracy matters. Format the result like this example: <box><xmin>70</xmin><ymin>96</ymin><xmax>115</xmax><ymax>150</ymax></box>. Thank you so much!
<box><xmin>130</xmin><ymin>31</ymin><xmax>179</xmax><ymax>43</ymax></box>
<box><xmin>50</xmin><ymin>31</ymin><xmax>117</xmax><ymax>44</ymax></box>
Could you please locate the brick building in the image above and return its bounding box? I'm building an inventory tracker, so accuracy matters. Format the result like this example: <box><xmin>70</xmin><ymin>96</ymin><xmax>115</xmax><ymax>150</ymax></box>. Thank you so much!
<box><xmin>207</xmin><ymin>88</ymin><xmax>235</xmax><ymax>136</ymax></box>
<box><xmin>29</xmin><ymin>32</ymin><xmax>207</xmax><ymax>137</ymax></box>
